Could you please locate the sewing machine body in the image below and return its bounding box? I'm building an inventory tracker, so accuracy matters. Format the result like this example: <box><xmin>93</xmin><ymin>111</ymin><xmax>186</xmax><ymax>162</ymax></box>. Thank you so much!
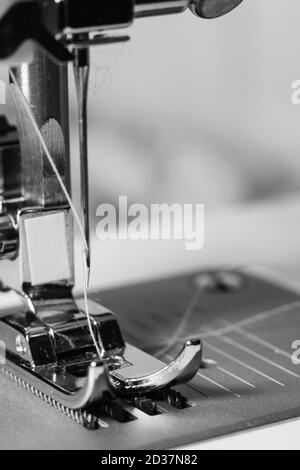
<box><xmin>1</xmin><ymin>0</ymin><xmax>299</xmax><ymax>450</ymax></box>
<box><xmin>0</xmin><ymin>1</ymin><xmax>210</xmax><ymax>424</ymax></box>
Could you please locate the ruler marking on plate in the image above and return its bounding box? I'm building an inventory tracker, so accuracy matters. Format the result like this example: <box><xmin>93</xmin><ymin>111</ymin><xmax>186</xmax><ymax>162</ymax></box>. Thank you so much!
<box><xmin>204</xmin><ymin>342</ymin><xmax>286</xmax><ymax>387</ymax></box>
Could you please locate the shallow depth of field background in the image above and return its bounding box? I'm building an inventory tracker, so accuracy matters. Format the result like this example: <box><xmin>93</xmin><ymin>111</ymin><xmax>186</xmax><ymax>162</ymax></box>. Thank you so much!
<box><xmin>76</xmin><ymin>0</ymin><xmax>300</xmax><ymax>215</ymax></box>
<box><xmin>1</xmin><ymin>0</ymin><xmax>300</xmax><ymax>288</ymax></box>
<box><xmin>0</xmin><ymin>0</ymin><xmax>300</xmax><ymax>216</ymax></box>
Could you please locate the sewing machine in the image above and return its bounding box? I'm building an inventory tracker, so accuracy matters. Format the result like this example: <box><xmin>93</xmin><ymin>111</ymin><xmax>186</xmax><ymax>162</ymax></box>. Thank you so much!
<box><xmin>0</xmin><ymin>0</ymin><xmax>299</xmax><ymax>450</ymax></box>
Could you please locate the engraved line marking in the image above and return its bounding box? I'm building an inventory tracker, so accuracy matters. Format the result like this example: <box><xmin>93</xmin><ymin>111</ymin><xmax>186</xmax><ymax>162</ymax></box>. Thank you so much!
<box><xmin>204</xmin><ymin>342</ymin><xmax>286</xmax><ymax>387</ymax></box>
<box><xmin>223</xmin><ymin>323</ymin><xmax>292</xmax><ymax>360</ymax></box>
<box><xmin>218</xmin><ymin>367</ymin><xmax>256</xmax><ymax>389</ymax></box>
<box><xmin>200</xmin><ymin>300</ymin><xmax>300</xmax><ymax>340</ymax></box>
<box><xmin>197</xmin><ymin>373</ymin><xmax>241</xmax><ymax>398</ymax></box>
<box><xmin>217</xmin><ymin>335</ymin><xmax>299</xmax><ymax>378</ymax></box>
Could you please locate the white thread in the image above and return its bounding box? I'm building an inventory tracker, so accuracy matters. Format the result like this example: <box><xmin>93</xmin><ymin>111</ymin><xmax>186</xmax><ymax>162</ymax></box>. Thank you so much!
<box><xmin>9</xmin><ymin>69</ymin><xmax>102</xmax><ymax>360</ymax></box>
<box><xmin>199</xmin><ymin>299</ymin><xmax>300</xmax><ymax>340</ymax></box>
<box><xmin>156</xmin><ymin>290</ymin><xmax>202</xmax><ymax>358</ymax></box>
<box><xmin>9</xmin><ymin>71</ymin><xmax>87</xmax><ymax>253</ymax></box>
<box><xmin>155</xmin><ymin>262</ymin><xmax>300</xmax><ymax>358</ymax></box>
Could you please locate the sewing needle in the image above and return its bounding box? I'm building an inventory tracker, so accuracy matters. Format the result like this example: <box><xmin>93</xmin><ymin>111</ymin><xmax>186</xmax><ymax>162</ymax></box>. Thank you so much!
<box><xmin>73</xmin><ymin>40</ymin><xmax>91</xmax><ymax>285</ymax></box>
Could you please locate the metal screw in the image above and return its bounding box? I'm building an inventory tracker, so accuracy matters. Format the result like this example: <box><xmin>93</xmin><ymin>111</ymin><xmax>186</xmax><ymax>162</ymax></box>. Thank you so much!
<box><xmin>16</xmin><ymin>335</ymin><xmax>27</xmax><ymax>356</ymax></box>
<box><xmin>194</xmin><ymin>271</ymin><xmax>244</xmax><ymax>293</ymax></box>
<box><xmin>216</xmin><ymin>271</ymin><xmax>244</xmax><ymax>292</ymax></box>
<box><xmin>193</xmin><ymin>272</ymin><xmax>218</xmax><ymax>292</ymax></box>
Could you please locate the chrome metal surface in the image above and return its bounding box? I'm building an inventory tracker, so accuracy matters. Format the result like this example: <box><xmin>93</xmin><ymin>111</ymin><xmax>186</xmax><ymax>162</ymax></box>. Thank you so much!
<box><xmin>0</xmin><ymin>117</ymin><xmax>21</xmax><ymax>209</ymax></box>
<box><xmin>73</xmin><ymin>41</ymin><xmax>91</xmax><ymax>278</ymax></box>
<box><xmin>110</xmin><ymin>340</ymin><xmax>202</xmax><ymax>396</ymax></box>
<box><xmin>0</xmin><ymin>0</ymin><xmax>246</xmax><ymax>64</ymax></box>
<box><xmin>135</xmin><ymin>0</ymin><xmax>189</xmax><ymax>17</ymax></box>
<box><xmin>2</xmin><ymin>340</ymin><xmax>202</xmax><ymax>408</ymax></box>
<box><xmin>189</xmin><ymin>0</ymin><xmax>244</xmax><ymax>18</ymax></box>
<box><xmin>0</xmin><ymin>296</ymin><xmax>125</xmax><ymax>365</ymax></box>
<box><xmin>65</xmin><ymin>35</ymin><xmax>130</xmax><ymax>49</ymax></box>
<box><xmin>0</xmin><ymin>208</ymin><xmax>74</xmax><ymax>298</ymax></box>
<box><xmin>3</xmin><ymin>356</ymin><xmax>109</xmax><ymax>410</ymax></box>
<box><xmin>9</xmin><ymin>48</ymin><xmax>71</xmax><ymax>208</ymax></box>
<box><xmin>0</xmin><ymin>215</ymin><xmax>18</xmax><ymax>260</ymax></box>
<box><xmin>0</xmin><ymin>288</ymin><xmax>202</xmax><ymax>407</ymax></box>
<box><xmin>0</xmin><ymin>1</ymin><xmax>234</xmax><ymax>422</ymax></box>
<box><xmin>0</xmin><ymin>296</ymin><xmax>122</xmax><ymax>408</ymax></box>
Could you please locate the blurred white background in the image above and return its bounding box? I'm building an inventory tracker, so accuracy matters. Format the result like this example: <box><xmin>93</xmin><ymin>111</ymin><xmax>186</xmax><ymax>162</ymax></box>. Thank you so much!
<box><xmin>1</xmin><ymin>0</ymin><xmax>300</xmax><ymax>214</ymax></box>
<box><xmin>70</xmin><ymin>0</ymin><xmax>300</xmax><ymax>212</ymax></box>
<box><xmin>1</xmin><ymin>0</ymin><xmax>300</xmax><ymax>290</ymax></box>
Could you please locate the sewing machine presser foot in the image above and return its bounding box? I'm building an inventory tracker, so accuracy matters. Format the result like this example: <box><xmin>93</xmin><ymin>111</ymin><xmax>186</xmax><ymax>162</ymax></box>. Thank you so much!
<box><xmin>0</xmin><ymin>289</ymin><xmax>202</xmax><ymax>426</ymax></box>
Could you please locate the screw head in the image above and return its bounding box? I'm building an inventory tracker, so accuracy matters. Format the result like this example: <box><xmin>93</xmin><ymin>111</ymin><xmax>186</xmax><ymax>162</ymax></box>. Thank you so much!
<box><xmin>193</xmin><ymin>272</ymin><xmax>218</xmax><ymax>292</ymax></box>
<box><xmin>190</xmin><ymin>0</ymin><xmax>244</xmax><ymax>19</ymax></box>
<box><xmin>193</xmin><ymin>271</ymin><xmax>244</xmax><ymax>293</ymax></box>
<box><xmin>16</xmin><ymin>335</ymin><xmax>27</xmax><ymax>356</ymax></box>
